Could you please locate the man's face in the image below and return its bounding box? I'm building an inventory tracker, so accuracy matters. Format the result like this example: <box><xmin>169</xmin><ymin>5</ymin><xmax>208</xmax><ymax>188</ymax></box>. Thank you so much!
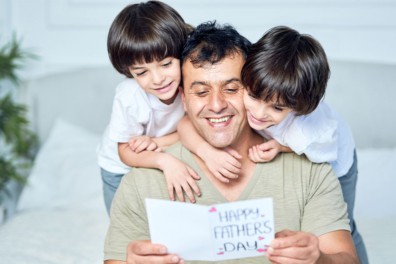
<box><xmin>181</xmin><ymin>53</ymin><xmax>247</xmax><ymax>148</ymax></box>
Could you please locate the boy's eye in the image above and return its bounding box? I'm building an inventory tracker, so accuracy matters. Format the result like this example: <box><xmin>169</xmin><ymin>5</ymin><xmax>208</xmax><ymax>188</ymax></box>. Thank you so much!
<box><xmin>135</xmin><ymin>71</ymin><xmax>147</xmax><ymax>77</ymax></box>
<box><xmin>162</xmin><ymin>60</ymin><xmax>172</xmax><ymax>67</ymax></box>
<box><xmin>273</xmin><ymin>105</ymin><xmax>284</xmax><ymax>112</ymax></box>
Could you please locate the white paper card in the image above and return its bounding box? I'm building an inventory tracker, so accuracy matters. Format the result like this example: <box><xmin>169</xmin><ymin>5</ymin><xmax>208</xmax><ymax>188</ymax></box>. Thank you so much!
<box><xmin>146</xmin><ymin>198</ymin><xmax>274</xmax><ymax>261</ymax></box>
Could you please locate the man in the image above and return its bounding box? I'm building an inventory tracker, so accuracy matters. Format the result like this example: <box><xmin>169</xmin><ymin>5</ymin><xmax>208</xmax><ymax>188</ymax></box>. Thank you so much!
<box><xmin>104</xmin><ymin>22</ymin><xmax>358</xmax><ymax>264</ymax></box>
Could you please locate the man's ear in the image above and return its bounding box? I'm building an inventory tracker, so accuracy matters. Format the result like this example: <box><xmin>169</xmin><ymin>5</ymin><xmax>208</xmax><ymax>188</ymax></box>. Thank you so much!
<box><xmin>179</xmin><ymin>86</ymin><xmax>187</xmax><ymax>112</ymax></box>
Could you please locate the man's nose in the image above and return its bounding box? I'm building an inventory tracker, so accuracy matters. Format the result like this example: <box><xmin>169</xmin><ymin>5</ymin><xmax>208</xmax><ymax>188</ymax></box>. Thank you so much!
<box><xmin>208</xmin><ymin>91</ymin><xmax>227</xmax><ymax>113</ymax></box>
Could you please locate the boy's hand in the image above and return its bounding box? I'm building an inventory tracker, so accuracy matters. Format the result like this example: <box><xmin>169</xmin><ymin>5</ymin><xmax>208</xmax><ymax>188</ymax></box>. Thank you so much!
<box><xmin>202</xmin><ymin>146</ymin><xmax>242</xmax><ymax>183</ymax></box>
<box><xmin>160</xmin><ymin>155</ymin><xmax>201</xmax><ymax>203</ymax></box>
<box><xmin>248</xmin><ymin>139</ymin><xmax>282</xmax><ymax>162</ymax></box>
<box><xmin>129</xmin><ymin>135</ymin><xmax>161</xmax><ymax>153</ymax></box>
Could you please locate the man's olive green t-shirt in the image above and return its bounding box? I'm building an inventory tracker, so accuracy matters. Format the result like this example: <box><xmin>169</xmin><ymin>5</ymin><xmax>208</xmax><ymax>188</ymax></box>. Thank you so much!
<box><xmin>104</xmin><ymin>142</ymin><xmax>349</xmax><ymax>263</ymax></box>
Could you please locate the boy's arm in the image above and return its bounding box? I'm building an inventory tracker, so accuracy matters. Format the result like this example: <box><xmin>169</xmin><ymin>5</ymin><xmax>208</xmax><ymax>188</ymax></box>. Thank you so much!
<box><xmin>118</xmin><ymin>143</ymin><xmax>200</xmax><ymax>202</ymax></box>
<box><xmin>152</xmin><ymin>132</ymin><xmax>179</xmax><ymax>148</ymax></box>
<box><xmin>177</xmin><ymin>116</ymin><xmax>242</xmax><ymax>182</ymax></box>
<box><xmin>128</xmin><ymin>133</ymin><xmax>178</xmax><ymax>153</ymax></box>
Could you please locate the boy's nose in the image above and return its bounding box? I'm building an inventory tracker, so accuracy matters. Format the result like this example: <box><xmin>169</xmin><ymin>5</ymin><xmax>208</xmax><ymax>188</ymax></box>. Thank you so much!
<box><xmin>153</xmin><ymin>72</ymin><xmax>165</xmax><ymax>85</ymax></box>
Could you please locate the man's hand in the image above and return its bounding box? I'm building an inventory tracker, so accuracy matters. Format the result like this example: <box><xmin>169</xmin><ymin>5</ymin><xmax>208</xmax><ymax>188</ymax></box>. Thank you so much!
<box><xmin>126</xmin><ymin>241</ymin><xmax>183</xmax><ymax>264</ymax></box>
<box><xmin>129</xmin><ymin>136</ymin><xmax>161</xmax><ymax>153</ymax></box>
<box><xmin>248</xmin><ymin>139</ymin><xmax>286</xmax><ymax>163</ymax></box>
<box><xmin>266</xmin><ymin>230</ymin><xmax>321</xmax><ymax>264</ymax></box>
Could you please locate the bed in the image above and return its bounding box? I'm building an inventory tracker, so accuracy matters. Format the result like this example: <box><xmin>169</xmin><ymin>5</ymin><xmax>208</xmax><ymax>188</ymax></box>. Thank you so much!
<box><xmin>0</xmin><ymin>61</ymin><xmax>395</xmax><ymax>263</ymax></box>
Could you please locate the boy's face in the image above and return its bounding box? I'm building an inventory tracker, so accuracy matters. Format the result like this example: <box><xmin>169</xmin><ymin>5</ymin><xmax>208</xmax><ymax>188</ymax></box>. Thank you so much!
<box><xmin>243</xmin><ymin>90</ymin><xmax>293</xmax><ymax>130</ymax></box>
<box><xmin>129</xmin><ymin>57</ymin><xmax>181</xmax><ymax>105</ymax></box>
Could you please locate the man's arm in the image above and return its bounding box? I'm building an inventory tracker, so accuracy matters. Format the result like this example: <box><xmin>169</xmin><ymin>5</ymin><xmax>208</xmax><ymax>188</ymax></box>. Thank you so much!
<box><xmin>317</xmin><ymin>230</ymin><xmax>358</xmax><ymax>263</ymax></box>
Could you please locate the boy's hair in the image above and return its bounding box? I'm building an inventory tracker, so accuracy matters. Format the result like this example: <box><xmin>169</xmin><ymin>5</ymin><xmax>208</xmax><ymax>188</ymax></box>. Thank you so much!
<box><xmin>241</xmin><ymin>26</ymin><xmax>330</xmax><ymax>115</ymax></box>
<box><xmin>107</xmin><ymin>1</ymin><xmax>190</xmax><ymax>78</ymax></box>
<box><xmin>181</xmin><ymin>21</ymin><xmax>251</xmax><ymax>69</ymax></box>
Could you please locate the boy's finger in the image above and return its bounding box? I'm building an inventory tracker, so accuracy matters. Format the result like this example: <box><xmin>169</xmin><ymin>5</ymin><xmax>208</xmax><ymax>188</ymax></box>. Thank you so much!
<box><xmin>167</xmin><ymin>185</ymin><xmax>175</xmax><ymax>201</ymax></box>
<box><xmin>187</xmin><ymin>178</ymin><xmax>201</xmax><ymax>196</ymax></box>
<box><xmin>174</xmin><ymin>185</ymin><xmax>185</xmax><ymax>202</ymax></box>
<box><xmin>224</xmin><ymin>163</ymin><xmax>241</xmax><ymax>174</ymax></box>
<box><xmin>186</xmin><ymin>167</ymin><xmax>200</xmax><ymax>180</ymax></box>
<box><xmin>219</xmin><ymin>168</ymin><xmax>238</xmax><ymax>179</ymax></box>
<box><xmin>214</xmin><ymin>172</ymin><xmax>230</xmax><ymax>183</ymax></box>
<box><xmin>182</xmin><ymin>184</ymin><xmax>196</xmax><ymax>203</ymax></box>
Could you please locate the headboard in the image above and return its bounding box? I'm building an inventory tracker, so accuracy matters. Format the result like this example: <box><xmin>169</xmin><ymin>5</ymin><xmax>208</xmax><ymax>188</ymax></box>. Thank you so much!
<box><xmin>20</xmin><ymin>66</ymin><xmax>124</xmax><ymax>144</ymax></box>
<box><xmin>326</xmin><ymin>60</ymin><xmax>396</xmax><ymax>148</ymax></box>
<box><xmin>20</xmin><ymin>61</ymin><xmax>396</xmax><ymax>148</ymax></box>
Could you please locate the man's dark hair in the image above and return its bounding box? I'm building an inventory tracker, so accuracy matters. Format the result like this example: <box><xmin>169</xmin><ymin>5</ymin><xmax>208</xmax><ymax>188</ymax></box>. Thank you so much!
<box><xmin>181</xmin><ymin>21</ymin><xmax>251</xmax><ymax>68</ymax></box>
<box><xmin>107</xmin><ymin>1</ymin><xmax>190</xmax><ymax>78</ymax></box>
<box><xmin>242</xmin><ymin>26</ymin><xmax>330</xmax><ymax>115</ymax></box>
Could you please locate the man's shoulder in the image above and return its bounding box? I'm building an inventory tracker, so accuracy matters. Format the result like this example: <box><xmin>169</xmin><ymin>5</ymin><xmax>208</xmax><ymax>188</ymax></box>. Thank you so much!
<box><xmin>276</xmin><ymin>151</ymin><xmax>334</xmax><ymax>178</ymax></box>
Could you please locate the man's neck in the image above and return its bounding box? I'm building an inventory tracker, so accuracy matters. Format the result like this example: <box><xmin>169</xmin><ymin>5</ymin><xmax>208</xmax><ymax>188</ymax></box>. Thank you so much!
<box><xmin>195</xmin><ymin>128</ymin><xmax>264</xmax><ymax>202</ymax></box>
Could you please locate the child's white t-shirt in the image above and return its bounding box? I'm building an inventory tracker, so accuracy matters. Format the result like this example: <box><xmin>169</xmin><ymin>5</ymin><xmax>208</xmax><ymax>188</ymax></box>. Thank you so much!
<box><xmin>258</xmin><ymin>101</ymin><xmax>355</xmax><ymax>177</ymax></box>
<box><xmin>97</xmin><ymin>78</ymin><xmax>185</xmax><ymax>174</ymax></box>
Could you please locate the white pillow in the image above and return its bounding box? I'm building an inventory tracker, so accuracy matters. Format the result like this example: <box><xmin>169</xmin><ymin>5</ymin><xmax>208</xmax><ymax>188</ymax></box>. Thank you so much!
<box><xmin>17</xmin><ymin>119</ymin><xmax>105</xmax><ymax>212</ymax></box>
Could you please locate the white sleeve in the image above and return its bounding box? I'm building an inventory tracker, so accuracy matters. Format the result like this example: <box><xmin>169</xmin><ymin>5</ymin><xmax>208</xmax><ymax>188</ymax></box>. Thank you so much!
<box><xmin>301</xmin><ymin>125</ymin><xmax>338</xmax><ymax>163</ymax></box>
<box><xmin>285</xmin><ymin>102</ymin><xmax>339</xmax><ymax>164</ymax></box>
<box><xmin>107</xmin><ymin>81</ymin><xmax>146</xmax><ymax>143</ymax></box>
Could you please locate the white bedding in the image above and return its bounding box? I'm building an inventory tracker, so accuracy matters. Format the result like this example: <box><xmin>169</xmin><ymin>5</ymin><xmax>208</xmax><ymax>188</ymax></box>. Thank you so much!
<box><xmin>0</xmin><ymin>119</ymin><xmax>395</xmax><ymax>263</ymax></box>
<box><xmin>0</xmin><ymin>120</ymin><xmax>108</xmax><ymax>263</ymax></box>
<box><xmin>0</xmin><ymin>210</ymin><xmax>108</xmax><ymax>264</ymax></box>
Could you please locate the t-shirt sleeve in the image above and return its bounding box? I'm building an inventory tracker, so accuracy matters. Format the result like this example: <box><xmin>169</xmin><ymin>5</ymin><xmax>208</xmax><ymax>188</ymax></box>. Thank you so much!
<box><xmin>103</xmin><ymin>171</ymin><xmax>150</xmax><ymax>261</ymax></box>
<box><xmin>301</xmin><ymin>162</ymin><xmax>350</xmax><ymax>236</ymax></box>
<box><xmin>301</xmin><ymin>125</ymin><xmax>338</xmax><ymax>163</ymax></box>
<box><xmin>107</xmin><ymin>82</ymin><xmax>146</xmax><ymax>143</ymax></box>
<box><xmin>286</xmin><ymin>108</ymin><xmax>338</xmax><ymax>164</ymax></box>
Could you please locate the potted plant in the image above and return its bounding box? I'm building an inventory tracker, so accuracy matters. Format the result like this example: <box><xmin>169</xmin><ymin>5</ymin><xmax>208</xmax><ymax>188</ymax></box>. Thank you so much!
<box><xmin>0</xmin><ymin>36</ymin><xmax>37</xmax><ymax>222</ymax></box>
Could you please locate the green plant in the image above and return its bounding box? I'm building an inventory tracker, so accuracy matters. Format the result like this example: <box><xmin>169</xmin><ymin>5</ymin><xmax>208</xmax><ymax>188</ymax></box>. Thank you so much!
<box><xmin>0</xmin><ymin>36</ymin><xmax>37</xmax><ymax>202</ymax></box>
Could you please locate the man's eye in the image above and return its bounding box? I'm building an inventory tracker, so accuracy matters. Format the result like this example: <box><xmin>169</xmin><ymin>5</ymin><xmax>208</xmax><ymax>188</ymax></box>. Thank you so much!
<box><xmin>224</xmin><ymin>85</ymin><xmax>242</xmax><ymax>94</ymax></box>
<box><xmin>225</xmin><ymin>88</ymin><xmax>238</xmax><ymax>93</ymax></box>
<box><xmin>191</xmin><ymin>88</ymin><xmax>209</xmax><ymax>97</ymax></box>
<box><xmin>195</xmin><ymin>91</ymin><xmax>209</xmax><ymax>96</ymax></box>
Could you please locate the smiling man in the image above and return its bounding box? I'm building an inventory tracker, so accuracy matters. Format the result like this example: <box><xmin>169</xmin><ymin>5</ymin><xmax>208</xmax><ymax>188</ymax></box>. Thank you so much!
<box><xmin>103</xmin><ymin>21</ymin><xmax>358</xmax><ymax>264</ymax></box>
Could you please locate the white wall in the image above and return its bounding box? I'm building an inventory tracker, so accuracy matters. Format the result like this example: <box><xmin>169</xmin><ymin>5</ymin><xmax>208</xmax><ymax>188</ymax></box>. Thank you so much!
<box><xmin>1</xmin><ymin>0</ymin><xmax>396</xmax><ymax>79</ymax></box>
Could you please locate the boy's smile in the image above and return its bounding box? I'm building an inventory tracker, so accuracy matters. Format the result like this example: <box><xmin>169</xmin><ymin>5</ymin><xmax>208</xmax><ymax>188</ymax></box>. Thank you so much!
<box><xmin>129</xmin><ymin>57</ymin><xmax>181</xmax><ymax>105</ymax></box>
<box><xmin>243</xmin><ymin>90</ymin><xmax>293</xmax><ymax>130</ymax></box>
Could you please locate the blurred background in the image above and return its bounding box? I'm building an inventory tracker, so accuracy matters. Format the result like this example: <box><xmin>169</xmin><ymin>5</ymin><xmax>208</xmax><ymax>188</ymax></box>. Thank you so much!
<box><xmin>1</xmin><ymin>0</ymin><xmax>396</xmax><ymax>79</ymax></box>
<box><xmin>0</xmin><ymin>1</ymin><xmax>395</xmax><ymax>263</ymax></box>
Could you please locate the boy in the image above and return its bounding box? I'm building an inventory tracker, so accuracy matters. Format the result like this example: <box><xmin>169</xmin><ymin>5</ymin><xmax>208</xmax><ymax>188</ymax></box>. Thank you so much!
<box><xmin>97</xmin><ymin>1</ymin><xmax>199</xmax><ymax>215</ymax></box>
